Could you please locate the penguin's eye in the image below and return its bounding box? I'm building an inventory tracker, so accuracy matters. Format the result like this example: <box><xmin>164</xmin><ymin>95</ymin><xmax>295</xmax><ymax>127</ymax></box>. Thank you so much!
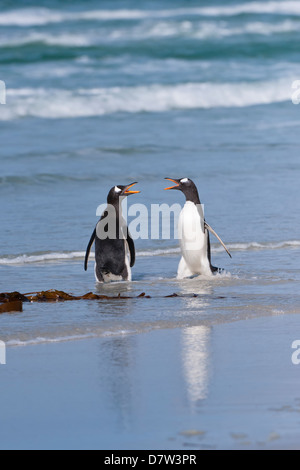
<box><xmin>114</xmin><ymin>186</ymin><xmax>122</xmax><ymax>193</ymax></box>
<box><xmin>180</xmin><ymin>178</ymin><xmax>189</xmax><ymax>184</ymax></box>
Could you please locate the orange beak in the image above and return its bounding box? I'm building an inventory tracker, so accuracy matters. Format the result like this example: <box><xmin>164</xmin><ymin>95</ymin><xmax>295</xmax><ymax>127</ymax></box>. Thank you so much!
<box><xmin>124</xmin><ymin>182</ymin><xmax>140</xmax><ymax>195</ymax></box>
<box><xmin>164</xmin><ymin>178</ymin><xmax>180</xmax><ymax>191</ymax></box>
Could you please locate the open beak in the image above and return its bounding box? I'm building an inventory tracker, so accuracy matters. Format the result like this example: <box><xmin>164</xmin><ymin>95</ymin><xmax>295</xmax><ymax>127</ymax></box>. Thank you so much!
<box><xmin>124</xmin><ymin>182</ymin><xmax>140</xmax><ymax>195</ymax></box>
<box><xmin>164</xmin><ymin>178</ymin><xmax>180</xmax><ymax>191</ymax></box>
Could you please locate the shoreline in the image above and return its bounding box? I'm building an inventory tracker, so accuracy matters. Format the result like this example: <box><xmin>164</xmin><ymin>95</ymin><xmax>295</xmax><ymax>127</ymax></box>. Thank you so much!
<box><xmin>3</xmin><ymin>305</ymin><xmax>300</xmax><ymax>349</ymax></box>
<box><xmin>1</xmin><ymin>313</ymin><xmax>300</xmax><ymax>450</ymax></box>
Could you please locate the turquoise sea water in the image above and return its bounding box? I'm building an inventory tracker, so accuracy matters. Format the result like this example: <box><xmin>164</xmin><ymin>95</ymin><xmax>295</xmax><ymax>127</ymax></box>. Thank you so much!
<box><xmin>0</xmin><ymin>0</ymin><xmax>300</xmax><ymax>345</ymax></box>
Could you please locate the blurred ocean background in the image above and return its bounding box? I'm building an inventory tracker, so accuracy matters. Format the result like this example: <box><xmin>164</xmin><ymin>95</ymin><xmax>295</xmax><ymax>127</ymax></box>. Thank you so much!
<box><xmin>0</xmin><ymin>0</ymin><xmax>300</xmax><ymax>345</ymax></box>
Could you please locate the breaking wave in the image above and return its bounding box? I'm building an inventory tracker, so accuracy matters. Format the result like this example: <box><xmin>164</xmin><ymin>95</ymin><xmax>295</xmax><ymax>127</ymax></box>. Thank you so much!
<box><xmin>1</xmin><ymin>2</ymin><xmax>300</xmax><ymax>27</ymax></box>
<box><xmin>0</xmin><ymin>20</ymin><xmax>299</xmax><ymax>48</ymax></box>
<box><xmin>0</xmin><ymin>241</ymin><xmax>299</xmax><ymax>266</ymax></box>
<box><xmin>1</xmin><ymin>79</ymin><xmax>292</xmax><ymax>121</ymax></box>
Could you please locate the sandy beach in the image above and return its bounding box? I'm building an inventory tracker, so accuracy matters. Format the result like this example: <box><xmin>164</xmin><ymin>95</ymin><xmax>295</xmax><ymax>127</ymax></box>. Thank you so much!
<box><xmin>1</xmin><ymin>313</ymin><xmax>300</xmax><ymax>450</ymax></box>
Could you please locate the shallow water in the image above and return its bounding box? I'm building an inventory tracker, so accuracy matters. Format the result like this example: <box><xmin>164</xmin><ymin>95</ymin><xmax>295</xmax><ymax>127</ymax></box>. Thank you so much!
<box><xmin>0</xmin><ymin>0</ymin><xmax>300</xmax><ymax>345</ymax></box>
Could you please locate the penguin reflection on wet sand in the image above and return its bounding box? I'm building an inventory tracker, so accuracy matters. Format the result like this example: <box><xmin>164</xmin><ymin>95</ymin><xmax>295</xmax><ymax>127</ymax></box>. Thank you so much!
<box><xmin>85</xmin><ymin>183</ymin><xmax>140</xmax><ymax>283</ymax></box>
<box><xmin>165</xmin><ymin>178</ymin><xmax>232</xmax><ymax>279</ymax></box>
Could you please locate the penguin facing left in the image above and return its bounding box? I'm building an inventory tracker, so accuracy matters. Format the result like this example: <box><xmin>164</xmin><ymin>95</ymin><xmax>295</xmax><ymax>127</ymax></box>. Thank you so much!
<box><xmin>85</xmin><ymin>183</ymin><xmax>140</xmax><ymax>283</ymax></box>
<box><xmin>165</xmin><ymin>178</ymin><xmax>231</xmax><ymax>279</ymax></box>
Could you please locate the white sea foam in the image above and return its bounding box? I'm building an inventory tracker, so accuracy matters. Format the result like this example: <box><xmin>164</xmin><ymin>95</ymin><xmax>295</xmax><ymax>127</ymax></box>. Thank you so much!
<box><xmin>6</xmin><ymin>329</ymin><xmax>136</xmax><ymax>347</ymax></box>
<box><xmin>109</xmin><ymin>19</ymin><xmax>300</xmax><ymax>41</ymax></box>
<box><xmin>189</xmin><ymin>1</ymin><xmax>300</xmax><ymax>17</ymax></box>
<box><xmin>0</xmin><ymin>79</ymin><xmax>293</xmax><ymax>121</ymax></box>
<box><xmin>0</xmin><ymin>241</ymin><xmax>299</xmax><ymax>266</ymax></box>
<box><xmin>0</xmin><ymin>32</ymin><xmax>92</xmax><ymax>48</ymax></box>
<box><xmin>6</xmin><ymin>334</ymin><xmax>97</xmax><ymax>347</ymax></box>
<box><xmin>0</xmin><ymin>251</ymin><xmax>86</xmax><ymax>265</ymax></box>
<box><xmin>1</xmin><ymin>2</ymin><xmax>300</xmax><ymax>27</ymax></box>
<box><xmin>0</xmin><ymin>8</ymin><xmax>66</xmax><ymax>26</ymax></box>
<box><xmin>194</xmin><ymin>19</ymin><xmax>300</xmax><ymax>39</ymax></box>
<box><xmin>0</xmin><ymin>19</ymin><xmax>298</xmax><ymax>48</ymax></box>
<box><xmin>0</xmin><ymin>249</ymin><xmax>178</xmax><ymax>265</ymax></box>
<box><xmin>213</xmin><ymin>240</ymin><xmax>300</xmax><ymax>253</ymax></box>
<box><xmin>138</xmin><ymin>248</ymin><xmax>180</xmax><ymax>257</ymax></box>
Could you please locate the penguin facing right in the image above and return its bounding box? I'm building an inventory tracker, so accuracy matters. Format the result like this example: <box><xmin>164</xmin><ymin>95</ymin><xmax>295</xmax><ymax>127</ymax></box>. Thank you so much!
<box><xmin>165</xmin><ymin>178</ymin><xmax>231</xmax><ymax>279</ymax></box>
<box><xmin>84</xmin><ymin>183</ymin><xmax>140</xmax><ymax>283</ymax></box>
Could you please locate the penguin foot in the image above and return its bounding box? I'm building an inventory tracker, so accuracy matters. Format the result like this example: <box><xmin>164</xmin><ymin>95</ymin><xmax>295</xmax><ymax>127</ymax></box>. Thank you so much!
<box><xmin>211</xmin><ymin>266</ymin><xmax>224</xmax><ymax>275</ymax></box>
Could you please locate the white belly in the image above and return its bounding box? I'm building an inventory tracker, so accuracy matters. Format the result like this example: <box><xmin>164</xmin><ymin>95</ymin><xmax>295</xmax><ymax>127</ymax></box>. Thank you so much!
<box><xmin>102</xmin><ymin>273</ymin><xmax>123</xmax><ymax>282</ymax></box>
<box><xmin>124</xmin><ymin>242</ymin><xmax>132</xmax><ymax>282</ymax></box>
<box><xmin>178</xmin><ymin>202</ymin><xmax>211</xmax><ymax>276</ymax></box>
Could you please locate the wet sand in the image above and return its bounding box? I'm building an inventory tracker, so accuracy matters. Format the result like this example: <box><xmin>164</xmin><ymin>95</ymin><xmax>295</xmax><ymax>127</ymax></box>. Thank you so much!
<box><xmin>1</xmin><ymin>313</ymin><xmax>300</xmax><ymax>450</ymax></box>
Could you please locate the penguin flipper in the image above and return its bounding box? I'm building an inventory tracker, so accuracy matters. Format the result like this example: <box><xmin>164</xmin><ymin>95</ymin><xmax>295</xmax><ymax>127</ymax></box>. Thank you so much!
<box><xmin>84</xmin><ymin>228</ymin><xmax>96</xmax><ymax>271</ymax></box>
<box><xmin>205</xmin><ymin>222</ymin><xmax>232</xmax><ymax>259</ymax></box>
<box><xmin>126</xmin><ymin>231</ymin><xmax>136</xmax><ymax>268</ymax></box>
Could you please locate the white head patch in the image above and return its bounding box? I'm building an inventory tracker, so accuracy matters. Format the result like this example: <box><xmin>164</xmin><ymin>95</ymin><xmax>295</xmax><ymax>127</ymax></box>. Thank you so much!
<box><xmin>180</xmin><ymin>178</ymin><xmax>189</xmax><ymax>184</ymax></box>
<box><xmin>114</xmin><ymin>186</ymin><xmax>122</xmax><ymax>193</ymax></box>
